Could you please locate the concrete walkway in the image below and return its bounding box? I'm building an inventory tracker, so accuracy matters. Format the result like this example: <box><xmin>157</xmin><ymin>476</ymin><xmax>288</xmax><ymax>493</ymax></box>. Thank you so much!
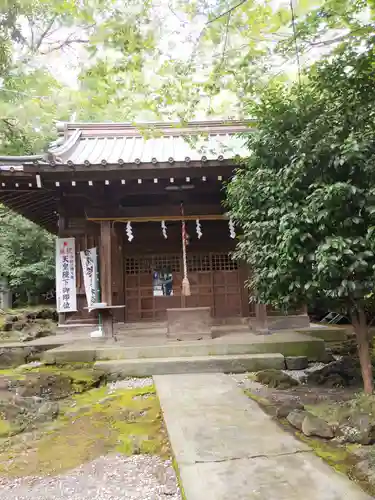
<box><xmin>154</xmin><ymin>373</ymin><xmax>372</xmax><ymax>500</ymax></box>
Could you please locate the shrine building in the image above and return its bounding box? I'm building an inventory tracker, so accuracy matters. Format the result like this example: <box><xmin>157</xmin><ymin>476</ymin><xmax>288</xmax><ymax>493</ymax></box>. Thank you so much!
<box><xmin>0</xmin><ymin>120</ymin><xmax>310</xmax><ymax>335</ymax></box>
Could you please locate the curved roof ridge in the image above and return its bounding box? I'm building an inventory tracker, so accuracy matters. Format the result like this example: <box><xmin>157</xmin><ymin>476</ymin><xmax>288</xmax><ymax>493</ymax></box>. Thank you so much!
<box><xmin>56</xmin><ymin>119</ymin><xmax>255</xmax><ymax>133</ymax></box>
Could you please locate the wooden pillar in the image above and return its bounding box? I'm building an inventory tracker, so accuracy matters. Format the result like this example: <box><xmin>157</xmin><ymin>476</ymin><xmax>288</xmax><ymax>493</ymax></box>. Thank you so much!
<box><xmin>99</xmin><ymin>221</ymin><xmax>113</xmax><ymax>337</ymax></box>
<box><xmin>100</xmin><ymin>221</ymin><xmax>113</xmax><ymax>305</ymax></box>
<box><xmin>57</xmin><ymin>211</ymin><xmax>66</xmax><ymax>325</ymax></box>
<box><xmin>111</xmin><ymin>225</ymin><xmax>125</xmax><ymax>322</ymax></box>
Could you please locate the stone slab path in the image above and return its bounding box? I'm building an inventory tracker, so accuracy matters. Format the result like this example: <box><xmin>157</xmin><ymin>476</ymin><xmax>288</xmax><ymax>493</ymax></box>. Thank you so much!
<box><xmin>154</xmin><ymin>373</ymin><xmax>372</xmax><ymax>500</ymax></box>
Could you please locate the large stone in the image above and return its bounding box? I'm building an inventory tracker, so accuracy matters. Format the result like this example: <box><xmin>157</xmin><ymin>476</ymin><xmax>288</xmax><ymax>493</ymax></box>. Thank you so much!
<box><xmin>276</xmin><ymin>402</ymin><xmax>305</xmax><ymax>419</ymax></box>
<box><xmin>285</xmin><ymin>356</ymin><xmax>308</xmax><ymax>370</ymax></box>
<box><xmin>353</xmin><ymin>460</ymin><xmax>375</xmax><ymax>486</ymax></box>
<box><xmin>302</xmin><ymin>414</ymin><xmax>334</xmax><ymax>439</ymax></box>
<box><xmin>0</xmin><ymin>348</ymin><xmax>26</xmax><ymax>367</ymax></box>
<box><xmin>166</xmin><ymin>307</ymin><xmax>212</xmax><ymax>340</ymax></box>
<box><xmin>17</xmin><ymin>372</ymin><xmax>73</xmax><ymax>400</ymax></box>
<box><xmin>36</xmin><ymin>401</ymin><xmax>59</xmax><ymax>422</ymax></box>
<box><xmin>338</xmin><ymin>413</ymin><xmax>375</xmax><ymax>445</ymax></box>
<box><xmin>306</xmin><ymin>356</ymin><xmax>361</xmax><ymax>387</ymax></box>
<box><xmin>255</xmin><ymin>369</ymin><xmax>299</xmax><ymax>389</ymax></box>
<box><xmin>286</xmin><ymin>410</ymin><xmax>308</xmax><ymax>430</ymax></box>
<box><xmin>267</xmin><ymin>314</ymin><xmax>310</xmax><ymax>331</ymax></box>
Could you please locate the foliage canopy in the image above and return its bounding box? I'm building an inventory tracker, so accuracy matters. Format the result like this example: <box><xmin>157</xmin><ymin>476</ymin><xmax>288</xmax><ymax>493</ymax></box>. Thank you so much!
<box><xmin>0</xmin><ymin>206</ymin><xmax>55</xmax><ymax>303</ymax></box>
<box><xmin>226</xmin><ymin>36</ymin><xmax>375</xmax><ymax>391</ymax></box>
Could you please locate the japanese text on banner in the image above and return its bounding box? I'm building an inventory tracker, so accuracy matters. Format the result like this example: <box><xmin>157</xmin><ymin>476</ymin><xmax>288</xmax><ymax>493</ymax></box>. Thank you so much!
<box><xmin>55</xmin><ymin>238</ymin><xmax>77</xmax><ymax>313</ymax></box>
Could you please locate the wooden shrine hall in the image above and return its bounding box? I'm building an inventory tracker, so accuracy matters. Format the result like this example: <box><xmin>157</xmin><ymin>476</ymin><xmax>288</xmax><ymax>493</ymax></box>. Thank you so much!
<box><xmin>0</xmin><ymin>120</ymin><xmax>310</xmax><ymax>336</ymax></box>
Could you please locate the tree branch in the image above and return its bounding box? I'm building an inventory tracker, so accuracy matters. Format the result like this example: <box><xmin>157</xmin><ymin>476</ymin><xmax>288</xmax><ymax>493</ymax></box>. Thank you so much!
<box><xmin>168</xmin><ymin>3</ymin><xmax>188</xmax><ymax>25</ymax></box>
<box><xmin>34</xmin><ymin>15</ymin><xmax>58</xmax><ymax>51</ymax></box>
<box><xmin>40</xmin><ymin>36</ymin><xmax>89</xmax><ymax>54</ymax></box>
<box><xmin>301</xmin><ymin>24</ymin><xmax>375</xmax><ymax>48</ymax></box>
<box><xmin>206</xmin><ymin>0</ymin><xmax>249</xmax><ymax>25</ymax></box>
<box><xmin>219</xmin><ymin>10</ymin><xmax>231</xmax><ymax>69</ymax></box>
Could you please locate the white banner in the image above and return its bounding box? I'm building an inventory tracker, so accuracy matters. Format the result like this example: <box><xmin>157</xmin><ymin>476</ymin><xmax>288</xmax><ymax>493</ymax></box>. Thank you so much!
<box><xmin>55</xmin><ymin>238</ymin><xmax>77</xmax><ymax>313</ymax></box>
<box><xmin>80</xmin><ymin>247</ymin><xmax>98</xmax><ymax>311</ymax></box>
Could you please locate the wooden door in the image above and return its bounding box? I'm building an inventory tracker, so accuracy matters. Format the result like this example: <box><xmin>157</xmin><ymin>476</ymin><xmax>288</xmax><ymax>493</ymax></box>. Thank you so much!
<box><xmin>125</xmin><ymin>254</ymin><xmax>181</xmax><ymax>321</ymax></box>
<box><xmin>212</xmin><ymin>253</ymin><xmax>241</xmax><ymax>317</ymax></box>
<box><xmin>124</xmin><ymin>252</ymin><xmax>242</xmax><ymax>321</ymax></box>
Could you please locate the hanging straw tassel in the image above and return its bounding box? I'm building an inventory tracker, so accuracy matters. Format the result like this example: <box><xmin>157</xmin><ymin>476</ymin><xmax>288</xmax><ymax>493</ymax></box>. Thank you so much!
<box><xmin>180</xmin><ymin>203</ymin><xmax>191</xmax><ymax>298</ymax></box>
<box><xmin>182</xmin><ymin>276</ymin><xmax>191</xmax><ymax>296</ymax></box>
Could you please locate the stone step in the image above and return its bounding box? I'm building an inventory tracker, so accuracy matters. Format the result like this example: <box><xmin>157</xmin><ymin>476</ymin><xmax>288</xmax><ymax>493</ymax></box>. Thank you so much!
<box><xmin>118</xmin><ymin>321</ymin><xmax>167</xmax><ymax>330</ymax></box>
<box><xmin>115</xmin><ymin>327</ymin><xmax>168</xmax><ymax>337</ymax></box>
<box><xmin>94</xmin><ymin>353</ymin><xmax>285</xmax><ymax>376</ymax></box>
<box><xmin>42</xmin><ymin>332</ymin><xmax>326</xmax><ymax>364</ymax></box>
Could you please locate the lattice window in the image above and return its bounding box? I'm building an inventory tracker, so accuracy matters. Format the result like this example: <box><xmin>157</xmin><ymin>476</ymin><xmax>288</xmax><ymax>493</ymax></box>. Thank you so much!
<box><xmin>152</xmin><ymin>254</ymin><xmax>181</xmax><ymax>272</ymax></box>
<box><xmin>125</xmin><ymin>255</ymin><xmax>181</xmax><ymax>274</ymax></box>
<box><xmin>211</xmin><ymin>253</ymin><xmax>238</xmax><ymax>271</ymax></box>
<box><xmin>125</xmin><ymin>257</ymin><xmax>152</xmax><ymax>274</ymax></box>
<box><xmin>188</xmin><ymin>254</ymin><xmax>211</xmax><ymax>272</ymax></box>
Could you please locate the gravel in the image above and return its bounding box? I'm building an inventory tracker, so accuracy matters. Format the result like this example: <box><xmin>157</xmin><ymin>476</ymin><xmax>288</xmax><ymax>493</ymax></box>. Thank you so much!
<box><xmin>0</xmin><ymin>377</ymin><xmax>180</xmax><ymax>499</ymax></box>
<box><xmin>108</xmin><ymin>377</ymin><xmax>154</xmax><ymax>393</ymax></box>
<box><xmin>0</xmin><ymin>454</ymin><xmax>181</xmax><ymax>500</ymax></box>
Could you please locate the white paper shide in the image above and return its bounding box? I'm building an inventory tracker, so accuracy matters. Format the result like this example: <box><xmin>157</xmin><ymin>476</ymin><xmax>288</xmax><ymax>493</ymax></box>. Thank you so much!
<box><xmin>80</xmin><ymin>247</ymin><xmax>98</xmax><ymax>311</ymax></box>
<box><xmin>56</xmin><ymin>238</ymin><xmax>77</xmax><ymax>313</ymax></box>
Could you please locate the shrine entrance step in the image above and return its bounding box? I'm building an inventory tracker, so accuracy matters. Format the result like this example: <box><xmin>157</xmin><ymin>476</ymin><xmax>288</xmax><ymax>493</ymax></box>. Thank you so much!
<box><xmin>93</xmin><ymin>353</ymin><xmax>285</xmax><ymax>377</ymax></box>
<box><xmin>42</xmin><ymin>330</ymin><xmax>326</xmax><ymax>365</ymax></box>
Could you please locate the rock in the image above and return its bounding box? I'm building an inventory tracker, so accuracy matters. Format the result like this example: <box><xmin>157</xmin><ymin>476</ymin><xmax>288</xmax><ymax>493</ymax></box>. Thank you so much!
<box><xmin>2</xmin><ymin>322</ymin><xmax>13</xmax><ymax>332</ymax></box>
<box><xmin>5</xmin><ymin>315</ymin><xmax>18</xmax><ymax>323</ymax></box>
<box><xmin>20</xmin><ymin>334</ymin><xmax>35</xmax><ymax>343</ymax></box>
<box><xmin>12</xmin><ymin>321</ymin><xmax>27</xmax><ymax>331</ymax></box>
<box><xmin>338</xmin><ymin>412</ymin><xmax>375</xmax><ymax>445</ymax></box>
<box><xmin>255</xmin><ymin>369</ymin><xmax>299</xmax><ymax>389</ymax></box>
<box><xmin>36</xmin><ymin>308</ymin><xmax>56</xmax><ymax>320</ymax></box>
<box><xmin>306</xmin><ymin>356</ymin><xmax>361</xmax><ymax>387</ymax></box>
<box><xmin>330</xmin><ymin>338</ymin><xmax>357</xmax><ymax>357</ymax></box>
<box><xmin>276</xmin><ymin>402</ymin><xmax>305</xmax><ymax>419</ymax></box>
<box><xmin>25</xmin><ymin>312</ymin><xmax>37</xmax><ymax>320</ymax></box>
<box><xmin>36</xmin><ymin>401</ymin><xmax>59</xmax><ymax>422</ymax></box>
<box><xmin>15</xmin><ymin>361</ymin><xmax>44</xmax><ymax>372</ymax></box>
<box><xmin>0</xmin><ymin>377</ymin><xmax>10</xmax><ymax>391</ymax></box>
<box><xmin>322</xmin><ymin>373</ymin><xmax>346</xmax><ymax>388</ymax></box>
<box><xmin>0</xmin><ymin>348</ymin><xmax>26</xmax><ymax>368</ymax></box>
<box><xmin>285</xmin><ymin>356</ymin><xmax>308</xmax><ymax>370</ymax></box>
<box><xmin>34</xmin><ymin>329</ymin><xmax>53</xmax><ymax>339</ymax></box>
<box><xmin>352</xmin><ymin>459</ymin><xmax>375</xmax><ymax>486</ymax></box>
<box><xmin>321</xmin><ymin>350</ymin><xmax>335</xmax><ymax>363</ymax></box>
<box><xmin>17</xmin><ymin>373</ymin><xmax>73</xmax><ymax>400</ymax></box>
<box><xmin>302</xmin><ymin>413</ymin><xmax>334</xmax><ymax>439</ymax></box>
<box><xmin>286</xmin><ymin>410</ymin><xmax>308</xmax><ymax>430</ymax></box>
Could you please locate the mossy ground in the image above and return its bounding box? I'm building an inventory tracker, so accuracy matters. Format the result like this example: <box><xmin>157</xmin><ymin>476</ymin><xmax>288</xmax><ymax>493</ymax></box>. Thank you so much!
<box><xmin>0</xmin><ymin>363</ymin><xmax>169</xmax><ymax>477</ymax></box>
<box><xmin>305</xmin><ymin>393</ymin><xmax>375</xmax><ymax>427</ymax></box>
<box><xmin>172</xmin><ymin>456</ymin><xmax>187</xmax><ymax>500</ymax></box>
<box><xmin>244</xmin><ymin>384</ymin><xmax>375</xmax><ymax>495</ymax></box>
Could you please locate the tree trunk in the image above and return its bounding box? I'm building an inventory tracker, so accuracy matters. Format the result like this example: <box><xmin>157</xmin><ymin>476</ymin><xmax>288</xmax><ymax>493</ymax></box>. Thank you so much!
<box><xmin>352</xmin><ymin>307</ymin><xmax>373</xmax><ymax>394</ymax></box>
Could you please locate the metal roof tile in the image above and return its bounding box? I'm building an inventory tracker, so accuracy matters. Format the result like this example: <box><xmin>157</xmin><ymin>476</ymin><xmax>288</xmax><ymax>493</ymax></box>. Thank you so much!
<box><xmin>0</xmin><ymin>120</ymin><xmax>251</xmax><ymax>167</ymax></box>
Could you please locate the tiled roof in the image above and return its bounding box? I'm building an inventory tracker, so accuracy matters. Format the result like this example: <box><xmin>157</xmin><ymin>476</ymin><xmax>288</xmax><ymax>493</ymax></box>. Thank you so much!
<box><xmin>0</xmin><ymin>120</ymin><xmax>252</xmax><ymax>167</ymax></box>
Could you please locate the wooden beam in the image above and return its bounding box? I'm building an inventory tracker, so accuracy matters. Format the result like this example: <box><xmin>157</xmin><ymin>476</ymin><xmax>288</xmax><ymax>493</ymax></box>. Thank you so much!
<box><xmin>100</xmin><ymin>220</ymin><xmax>113</xmax><ymax>307</ymax></box>
<box><xmin>87</xmin><ymin>214</ymin><xmax>228</xmax><ymax>223</ymax></box>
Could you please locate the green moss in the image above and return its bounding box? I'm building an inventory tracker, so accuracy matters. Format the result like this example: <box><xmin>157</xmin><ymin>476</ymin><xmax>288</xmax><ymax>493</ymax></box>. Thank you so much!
<box><xmin>0</xmin><ymin>369</ymin><xmax>26</xmax><ymax>379</ymax></box>
<box><xmin>306</xmin><ymin>394</ymin><xmax>375</xmax><ymax>428</ymax></box>
<box><xmin>0</xmin><ymin>383</ymin><xmax>169</xmax><ymax>477</ymax></box>
<box><xmin>20</xmin><ymin>365</ymin><xmax>104</xmax><ymax>394</ymax></box>
<box><xmin>244</xmin><ymin>390</ymin><xmax>273</xmax><ymax>408</ymax></box>
<box><xmin>298</xmin><ymin>433</ymin><xmax>356</xmax><ymax>475</ymax></box>
<box><xmin>0</xmin><ymin>419</ymin><xmax>12</xmax><ymax>438</ymax></box>
<box><xmin>172</xmin><ymin>456</ymin><xmax>187</xmax><ymax>500</ymax></box>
